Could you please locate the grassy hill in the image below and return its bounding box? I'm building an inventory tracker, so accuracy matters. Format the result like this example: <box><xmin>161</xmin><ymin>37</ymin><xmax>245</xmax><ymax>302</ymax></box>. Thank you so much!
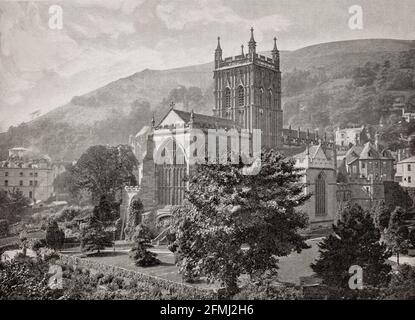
<box><xmin>1</xmin><ymin>39</ymin><xmax>415</xmax><ymax>160</ymax></box>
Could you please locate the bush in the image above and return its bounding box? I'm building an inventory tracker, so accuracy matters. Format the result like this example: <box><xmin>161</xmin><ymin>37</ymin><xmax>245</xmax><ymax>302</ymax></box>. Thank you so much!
<box><xmin>80</xmin><ymin>215</ymin><xmax>113</xmax><ymax>254</ymax></box>
<box><xmin>0</xmin><ymin>219</ymin><xmax>9</xmax><ymax>237</ymax></box>
<box><xmin>232</xmin><ymin>282</ymin><xmax>303</xmax><ymax>300</ymax></box>
<box><xmin>129</xmin><ymin>225</ymin><xmax>160</xmax><ymax>267</ymax></box>
<box><xmin>0</xmin><ymin>258</ymin><xmax>62</xmax><ymax>300</ymax></box>
<box><xmin>382</xmin><ymin>264</ymin><xmax>415</xmax><ymax>299</ymax></box>
<box><xmin>409</xmin><ymin>229</ymin><xmax>415</xmax><ymax>248</ymax></box>
<box><xmin>45</xmin><ymin>220</ymin><xmax>65</xmax><ymax>250</ymax></box>
<box><xmin>124</xmin><ymin>198</ymin><xmax>143</xmax><ymax>241</ymax></box>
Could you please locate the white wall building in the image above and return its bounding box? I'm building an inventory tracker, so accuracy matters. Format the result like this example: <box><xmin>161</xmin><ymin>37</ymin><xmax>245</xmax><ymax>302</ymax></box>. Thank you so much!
<box><xmin>395</xmin><ymin>156</ymin><xmax>415</xmax><ymax>187</ymax></box>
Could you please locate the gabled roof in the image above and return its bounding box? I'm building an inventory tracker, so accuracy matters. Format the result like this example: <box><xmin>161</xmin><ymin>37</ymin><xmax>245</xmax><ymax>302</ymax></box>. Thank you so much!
<box><xmin>157</xmin><ymin>108</ymin><xmax>237</xmax><ymax>129</ymax></box>
<box><xmin>135</xmin><ymin>125</ymin><xmax>151</xmax><ymax>138</ymax></box>
<box><xmin>359</xmin><ymin>142</ymin><xmax>381</xmax><ymax>160</ymax></box>
<box><xmin>345</xmin><ymin>142</ymin><xmax>394</xmax><ymax>164</ymax></box>
<box><xmin>293</xmin><ymin>144</ymin><xmax>331</xmax><ymax>162</ymax></box>
<box><xmin>397</xmin><ymin>156</ymin><xmax>415</xmax><ymax>164</ymax></box>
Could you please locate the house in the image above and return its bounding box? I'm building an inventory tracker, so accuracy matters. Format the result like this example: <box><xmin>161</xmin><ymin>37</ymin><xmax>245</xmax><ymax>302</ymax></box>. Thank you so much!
<box><xmin>395</xmin><ymin>156</ymin><xmax>415</xmax><ymax>187</ymax></box>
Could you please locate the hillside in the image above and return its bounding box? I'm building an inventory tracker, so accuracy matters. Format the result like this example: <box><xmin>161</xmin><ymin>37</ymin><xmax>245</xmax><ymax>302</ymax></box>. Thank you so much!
<box><xmin>1</xmin><ymin>39</ymin><xmax>414</xmax><ymax>160</ymax></box>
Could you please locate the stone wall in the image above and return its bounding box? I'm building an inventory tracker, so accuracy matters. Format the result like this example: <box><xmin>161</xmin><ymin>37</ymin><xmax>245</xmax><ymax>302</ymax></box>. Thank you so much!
<box><xmin>57</xmin><ymin>254</ymin><xmax>214</xmax><ymax>298</ymax></box>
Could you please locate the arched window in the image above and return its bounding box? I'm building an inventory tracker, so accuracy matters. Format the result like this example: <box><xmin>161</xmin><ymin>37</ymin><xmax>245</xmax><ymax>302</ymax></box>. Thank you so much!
<box><xmin>268</xmin><ymin>90</ymin><xmax>272</xmax><ymax>107</ymax></box>
<box><xmin>259</xmin><ymin>88</ymin><xmax>264</xmax><ymax>106</ymax></box>
<box><xmin>224</xmin><ymin>87</ymin><xmax>231</xmax><ymax>108</ymax></box>
<box><xmin>315</xmin><ymin>172</ymin><xmax>326</xmax><ymax>217</ymax></box>
<box><xmin>238</xmin><ymin>86</ymin><xmax>244</xmax><ymax>106</ymax></box>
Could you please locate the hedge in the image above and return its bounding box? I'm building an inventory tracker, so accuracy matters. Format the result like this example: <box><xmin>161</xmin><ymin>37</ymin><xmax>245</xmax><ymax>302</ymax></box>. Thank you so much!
<box><xmin>57</xmin><ymin>254</ymin><xmax>215</xmax><ymax>299</ymax></box>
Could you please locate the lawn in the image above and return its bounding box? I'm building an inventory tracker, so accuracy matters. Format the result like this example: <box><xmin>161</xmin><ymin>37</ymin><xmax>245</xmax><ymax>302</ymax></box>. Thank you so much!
<box><xmin>61</xmin><ymin>238</ymin><xmax>323</xmax><ymax>287</ymax></box>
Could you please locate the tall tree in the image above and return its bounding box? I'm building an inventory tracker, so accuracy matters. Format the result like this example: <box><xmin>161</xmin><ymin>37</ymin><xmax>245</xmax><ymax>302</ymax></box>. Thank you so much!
<box><xmin>70</xmin><ymin>145</ymin><xmax>138</xmax><ymax>203</ymax></box>
<box><xmin>0</xmin><ymin>189</ymin><xmax>29</xmax><ymax>224</ymax></box>
<box><xmin>129</xmin><ymin>224</ymin><xmax>160</xmax><ymax>267</ymax></box>
<box><xmin>45</xmin><ymin>220</ymin><xmax>65</xmax><ymax>251</ymax></box>
<box><xmin>171</xmin><ymin>150</ymin><xmax>310</xmax><ymax>295</ymax></box>
<box><xmin>384</xmin><ymin>207</ymin><xmax>410</xmax><ymax>265</ymax></box>
<box><xmin>311</xmin><ymin>203</ymin><xmax>391</xmax><ymax>290</ymax></box>
<box><xmin>80</xmin><ymin>215</ymin><xmax>113</xmax><ymax>254</ymax></box>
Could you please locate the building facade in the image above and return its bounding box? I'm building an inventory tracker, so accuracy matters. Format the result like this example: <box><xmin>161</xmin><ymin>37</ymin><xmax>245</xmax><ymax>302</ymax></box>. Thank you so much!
<box><xmin>293</xmin><ymin>144</ymin><xmax>338</xmax><ymax>228</ymax></box>
<box><xmin>0</xmin><ymin>148</ymin><xmax>60</xmax><ymax>202</ymax></box>
<box><xmin>395</xmin><ymin>156</ymin><xmax>415</xmax><ymax>187</ymax></box>
<box><xmin>126</xmin><ymin>30</ymin><xmax>285</xmax><ymax>236</ymax></box>
<box><xmin>213</xmin><ymin>28</ymin><xmax>282</xmax><ymax>149</ymax></box>
<box><xmin>336</xmin><ymin>141</ymin><xmax>395</xmax><ymax>211</ymax></box>
<box><xmin>343</xmin><ymin>142</ymin><xmax>395</xmax><ymax>181</ymax></box>
<box><xmin>335</xmin><ymin>126</ymin><xmax>368</xmax><ymax>147</ymax></box>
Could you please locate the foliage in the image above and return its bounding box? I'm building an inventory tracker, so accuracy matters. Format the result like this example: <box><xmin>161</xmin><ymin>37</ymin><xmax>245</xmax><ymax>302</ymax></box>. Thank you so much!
<box><xmin>129</xmin><ymin>224</ymin><xmax>160</xmax><ymax>267</ymax></box>
<box><xmin>45</xmin><ymin>220</ymin><xmax>65</xmax><ymax>250</ymax></box>
<box><xmin>70</xmin><ymin>144</ymin><xmax>138</xmax><ymax>203</ymax></box>
<box><xmin>80</xmin><ymin>215</ymin><xmax>113</xmax><ymax>254</ymax></box>
<box><xmin>232</xmin><ymin>281</ymin><xmax>303</xmax><ymax>300</ymax></box>
<box><xmin>285</xmin><ymin>52</ymin><xmax>415</xmax><ymax>131</ymax></box>
<box><xmin>384</xmin><ymin>207</ymin><xmax>411</xmax><ymax>264</ymax></box>
<box><xmin>92</xmin><ymin>195</ymin><xmax>120</xmax><ymax>223</ymax></box>
<box><xmin>0</xmin><ymin>258</ymin><xmax>62</xmax><ymax>300</ymax></box>
<box><xmin>171</xmin><ymin>150</ymin><xmax>310</xmax><ymax>295</ymax></box>
<box><xmin>52</xmin><ymin>164</ymin><xmax>77</xmax><ymax>200</ymax></box>
<box><xmin>382</xmin><ymin>264</ymin><xmax>415</xmax><ymax>299</ymax></box>
<box><xmin>311</xmin><ymin>203</ymin><xmax>392</xmax><ymax>289</ymax></box>
<box><xmin>0</xmin><ymin>189</ymin><xmax>30</xmax><ymax>224</ymax></box>
<box><xmin>55</xmin><ymin>206</ymin><xmax>91</xmax><ymax>222</ymax></box>
<box><xmin>371</xmin><ymin>202</ymin><xmax>391</xmax><ymax>231</ymax></box>
<box><xmin>124</xmin><ymin>198</ymin><xmax>144</xmax><ymax>241</ymax></box>
<box><xmin>0</xmin><ymin>219</ymin><xmax>9</xmax><ymax>237</ymax></box>
<box><xmin>409</xmin><ymin>229</ymin><xmax>415</xmax><ymax>248</ymax></box>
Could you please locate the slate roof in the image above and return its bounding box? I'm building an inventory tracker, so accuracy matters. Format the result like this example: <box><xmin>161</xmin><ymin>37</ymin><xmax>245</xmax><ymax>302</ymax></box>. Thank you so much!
<box><xmin>158</xmin><ymin>108</ymin><xmax>238</xmax><ymax>129</ymax></box>
<box><xmin>293</xmin><ymin>144</ymin><xmax>332</xmax><ymax>161</ymax></box>
<box><xmin>397</xmin><ymin>156</ymin><xmax>415</xmax><ymax>164</ymax></box>
<box><xmin>345</xmin><ymin>142</ymin><xmax>393</xmax><ymax>164</ymax></box>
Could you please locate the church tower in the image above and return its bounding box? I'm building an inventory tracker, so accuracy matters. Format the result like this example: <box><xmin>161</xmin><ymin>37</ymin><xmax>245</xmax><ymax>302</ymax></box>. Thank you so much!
<box><xmin>213</xmin><ymin>28</ymin><xmax>282</xmax><ymax>149</ymax></box>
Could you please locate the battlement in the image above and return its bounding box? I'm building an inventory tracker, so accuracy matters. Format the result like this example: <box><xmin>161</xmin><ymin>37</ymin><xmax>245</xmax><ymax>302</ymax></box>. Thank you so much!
<box><xmin>217</xmin><ymin>53</ymin><xmax>277</xmax><ymax>70</ymax></box>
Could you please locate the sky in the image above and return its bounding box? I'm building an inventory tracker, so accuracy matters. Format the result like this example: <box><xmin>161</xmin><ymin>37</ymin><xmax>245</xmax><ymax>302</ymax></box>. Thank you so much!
<box><xmin>0</xmin><ymin>0</ymin><xmax>415</xmax><ymax>129</ymax></box>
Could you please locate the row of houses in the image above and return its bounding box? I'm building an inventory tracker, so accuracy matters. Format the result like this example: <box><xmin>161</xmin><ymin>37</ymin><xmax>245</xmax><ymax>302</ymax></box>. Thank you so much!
<box><xmin>0</xmin><ymin>147</ymin><xmax>66</xmax><ymax>203</ymax></box>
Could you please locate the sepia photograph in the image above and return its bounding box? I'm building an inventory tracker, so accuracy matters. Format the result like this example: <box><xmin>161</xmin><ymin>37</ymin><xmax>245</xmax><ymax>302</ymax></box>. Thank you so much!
<box><xmin>0</xmin><ymin>0</ymin><xmax>415</xmax><ymax>310</ymax></box>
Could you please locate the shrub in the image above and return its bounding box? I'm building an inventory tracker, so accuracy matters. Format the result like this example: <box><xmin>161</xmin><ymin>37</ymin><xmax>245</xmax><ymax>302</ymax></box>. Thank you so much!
<box><xmin>381</xmin><ymin>264</ymin><xmax>415</xmax><ymax>299</ymax></box>
<box><xmin>0</xmin><ymin>258</ymin><xmax>62</xmax><ymax>300</ymax></box>
<box><xmin>80</xmin><ymin>215</ymin><xmax>113</xmax><ymax>254</ymax></box>
<box><xmin>129</xmin><ymin>225</ymin><xmax>160</xmax><ymax>267</ymax></box>
<box><xmin>124</xmin><ymin>198</ymin><xmax>143</xmax><ymax>240</ymax></box>
<box><xmin>45</xmin><ymin>220</ymin><xmax>65</xmax><ymax>250</ymax></box>
<box><xmin>409</xmin><ymin>229</ymin><xmax>415</xmax><ymax>248</ymax></box>
<box><xmin>232</xmin><ymin>282</ymin><xmax>303</xmax><ymax>300</ymax></box>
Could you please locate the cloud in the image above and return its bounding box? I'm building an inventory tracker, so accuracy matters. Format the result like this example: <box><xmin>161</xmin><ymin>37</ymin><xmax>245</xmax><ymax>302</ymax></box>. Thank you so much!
<box><xmin>156</xmin><ymin>0</ymin><xmax>291</xmax><ymax>36</ymax></box>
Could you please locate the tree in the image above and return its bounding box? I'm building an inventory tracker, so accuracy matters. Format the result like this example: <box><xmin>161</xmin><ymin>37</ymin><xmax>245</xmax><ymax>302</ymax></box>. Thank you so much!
<box><xmin>371</xmin><ymin>202</ymin><xmax>391</xmax><ymax>231</ymax></box>
<box><xmin>45</xmin><ymin>220</ymin><xmax>65</xmax><ymax>251</ymax></box>
<box><xmin>124</xmin><ymin>198</ymin><xmax>144</xmax><ymax>241</ymax></box>
<box><xmin>171</xmin><ymin>150</ymin><xmax>310</xmax><ymax>295</ymax></box>
<box><xmin>0</xmin><ymin>258</ymin><xmax>62</xmax><ymax>300</ymax></box>
<box><xmin>129</xmin><ymin>224</ymin><xmax>160</xmax><ymax>267</ymax></box>
<box><xmin>384</xmin><ymin>207</ymin><xmax>410</xmax><ymax>265</ymax></box>
<box><xmin>80</xmin><ymin>215</ymin><xmax>113</xmax><ymax>254</ymax></box>
<box><xmin>0</xmin><ymin>189</ymin><xmax>30</xmax><ymax>224</ymax></box>
<box><xmin>70</xmin><ymin>145</ymin><xmax>138</xmax><ymax>204</ymax></box>
<box><xmin>311</xmin><ymin>203</ymin><xmax>391</xmax><ymax>290</ymax></box>
<box><xmin>93</xmin><ymin>194</ymin><xmax>119</xmax><ymax>223</ymax></box>
<box><xmin>383</xmin><ymin>264</ymin><xmax>415</xmax><ymax>299</ymax></box>
<box><xmin>409</xmin><ymin>229</ymin><xmax>415</xmax><ymax>248</ymax></box>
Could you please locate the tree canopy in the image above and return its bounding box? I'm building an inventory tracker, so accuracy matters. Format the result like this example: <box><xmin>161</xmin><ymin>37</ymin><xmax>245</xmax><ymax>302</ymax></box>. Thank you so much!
<box><xmin>171</xmin><ymin>149</ymin><xmax>310</xmax><ymax>294</ymax></box>
<box><xmin>70</xmin><ymin>145</ymin><xmax>138</xmax><ymax>203</ymax></box>
<box><xmin>311</xmin><ymin>203</ymin><xmax>391</xmax><ymax>289</ymax></box>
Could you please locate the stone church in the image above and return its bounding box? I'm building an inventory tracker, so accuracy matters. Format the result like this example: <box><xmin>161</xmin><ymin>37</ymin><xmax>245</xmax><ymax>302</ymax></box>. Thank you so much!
<box><xmin>124</xmin><ymin>29</ymin><xmax>338</xmax><ymax>238</ymax></box>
